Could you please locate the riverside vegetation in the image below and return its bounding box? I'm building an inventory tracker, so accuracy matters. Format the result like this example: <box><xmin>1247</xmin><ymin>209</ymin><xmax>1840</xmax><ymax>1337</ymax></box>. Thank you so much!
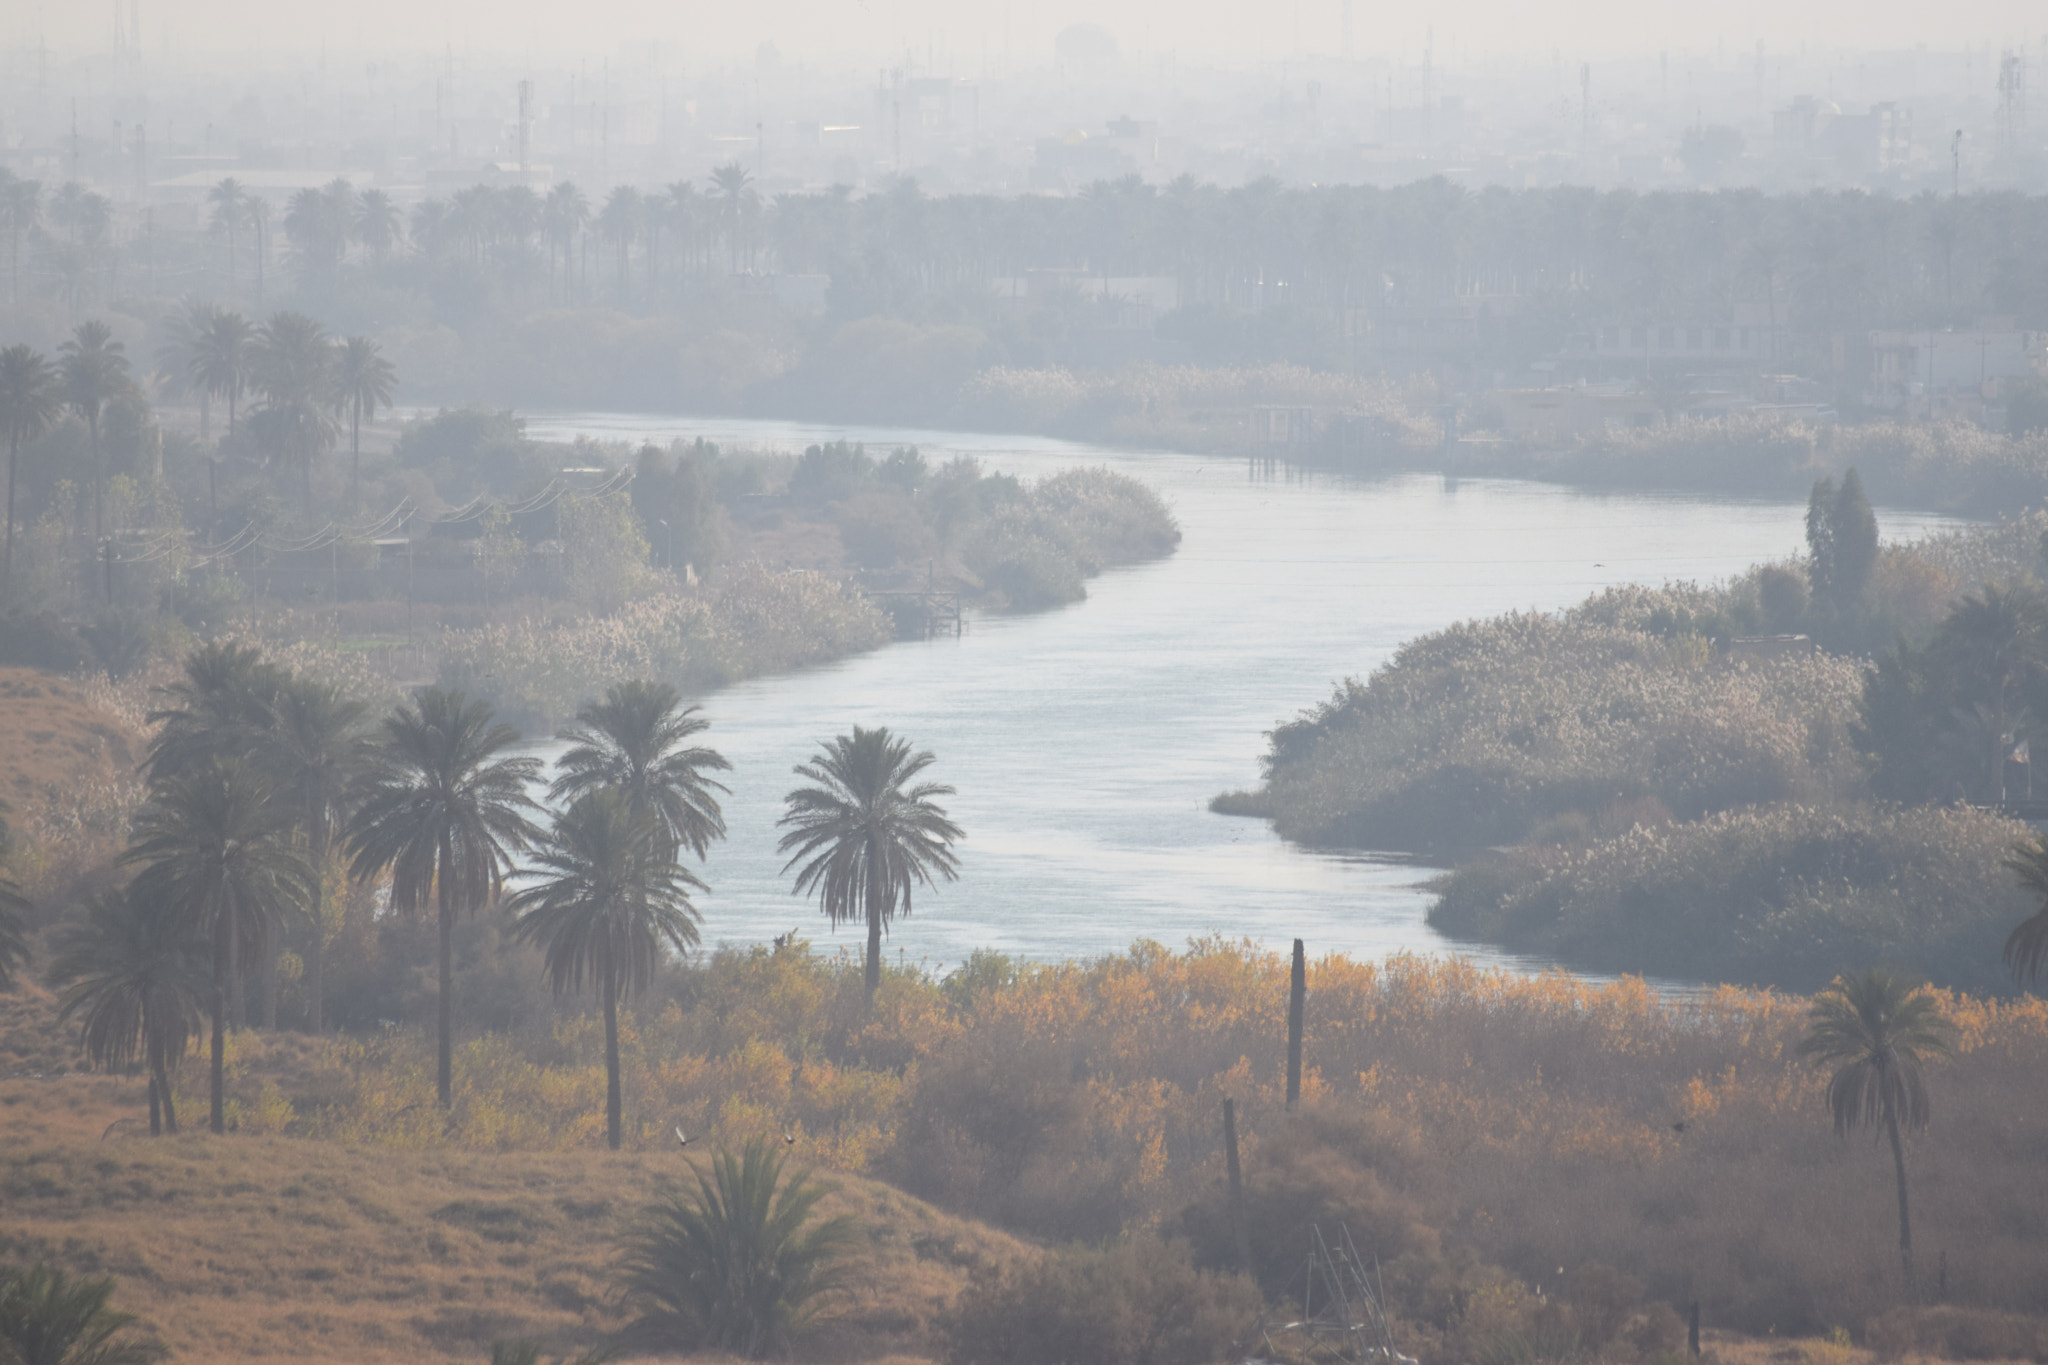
<box><xmin>1</xmin><ymin>637</ymin><xmax>2046</xmax><ymax>1361</ymax></box>
<box><xmin>1221</xmin><ymin>471</ymin><xmax>2048</xmax><ymax>993</ymax></box>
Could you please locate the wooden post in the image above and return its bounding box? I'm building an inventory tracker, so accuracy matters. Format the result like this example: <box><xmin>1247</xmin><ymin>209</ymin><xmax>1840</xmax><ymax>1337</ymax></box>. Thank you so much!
<box><xmin>1286</xmin><ymin>938</ymin><xmax>1305</xmax><ymax>1111</ymax></box>
<box><xmin>1688</xmin><ymin>1301</ymin><xmax>1700</xmax><ymax>1356</ymax></box>
<box><xmin>1224</xmin><ymin>1097</ymin><xmax>1252</xmax><ymax>1276</ymax></box>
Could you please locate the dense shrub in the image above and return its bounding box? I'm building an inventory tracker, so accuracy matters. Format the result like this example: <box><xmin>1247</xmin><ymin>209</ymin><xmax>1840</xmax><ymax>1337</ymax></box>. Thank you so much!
<box><xmin>1428</xmin><ymin>802</ymin><xmax>2035</xmax><ymax>992</ymax></box>
<box><xmin>940</xmin><ymin>1236</ymin><xmax>1259</xmax><ymax>1365</ymax></box>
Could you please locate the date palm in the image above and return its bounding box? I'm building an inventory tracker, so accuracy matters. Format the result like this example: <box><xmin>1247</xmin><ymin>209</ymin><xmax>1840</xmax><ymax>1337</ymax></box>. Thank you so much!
<box><xmin>190</xmin><ymin>306</ymin><xmax>254</xmax><ymax>439</ymax></box>
<box><xmin>57</xmin><ymin>320</ymin><xmax>132</xmax><ymax>544</ymax></box>
<box><xmin>551</xmin><ymin>680</ymin><xmax>730</xmax><ymax>862</ymax></box>
<box><xmin>778</xmin><ymin>726</ymin><xmax>962</xmax><ymax>1004</ymax></box>
<box><xmin>249</xmin><ymin>310</ymin><xmax>337</xmax><ymax>513</ymax></box>
<box><xmin>346</xmin><ymin>688</ymin><xmax>541</xmax><ymax>1107</ymax></box>
<box><xmin>355</xmin><ymin>188</ymin><xmax>403</xmax><ymax>263</ymax></box>
<box><xmin>710</xmin><ymin>163</ymin><xmax>753</xmax><ymax>275</ymax></box>
<box><xmin>208</xmin><ymin>177</ymin><xmax>248</xmax><ymax>289</ymax></box>
<box><xmin>0</xmin><ymin>1262</ymin><xmax>165</xmax><ymax>1365</ymax></box>
<box><xmin>0</xmin><ymin>173</ymin><xmax>40</xmax><ymax>305</ymax></box>
<box><xmin>508</xmin><ymin>790</ymin><xmax>704</xmax><ymax>1149</ymax></box>
<box><xmin>617</xmin><ymin>1137</ymin><xmax>859</xmax><ymax>1359</ymax></box>
<box><xmin>1797</xmin><ymin>968</ymin><xmax>1954</xmax><ymax>1302</ymax></box>
<box><xmin>144</xmin><ymin>640</ymin><xmax>288</xmax><ymax>785</ymax></box>
<box><xmin>2000</xmin><ymin>833</ymin><xmax>2048</xmax><ymax>985</ymax></box>
<box><xmin>332</xmin><ymin>335</ymin><xmax>396</xmax><ymax>512</ymax></box>
<box><xmin>543</xmin><ymin>182</ymin><xmax>590</xmax><ymax>302</ymax></box>
<box><xmin>124</xmin><ymin>757</ymin><xmax>312</xmax><ymax>1134</ymax></box>
<box><xmin>258</xmin><ymin>676</ymin><xmax>370</xmax><ymax>1032</ymax></box>
<box><xmin>0</xmin><ymin>342</ymin><xmax>60</xmax><ymax>598</ymax></box>
<box><xmin>47</xmin><ymin>887</ymin><xmax>208</xmax><ymax>1135</ymax></box>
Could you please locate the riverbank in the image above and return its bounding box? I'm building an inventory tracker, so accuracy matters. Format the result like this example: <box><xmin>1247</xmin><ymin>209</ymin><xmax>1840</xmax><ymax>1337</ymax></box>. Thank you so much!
<box><xmin>1221</xmin><ymin>505</ymin><xmax>2045</xmax><ymax>993</ymax></box>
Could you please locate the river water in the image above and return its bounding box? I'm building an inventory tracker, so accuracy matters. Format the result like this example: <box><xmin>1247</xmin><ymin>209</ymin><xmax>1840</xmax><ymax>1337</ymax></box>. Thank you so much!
<box><xmin>522</xmin><ymin>412</ymin><xmax>1962</xmax><ymax>981</ymax></box>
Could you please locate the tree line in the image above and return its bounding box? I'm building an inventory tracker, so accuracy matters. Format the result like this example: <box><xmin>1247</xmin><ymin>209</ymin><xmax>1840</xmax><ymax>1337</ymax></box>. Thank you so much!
<box><xmin>1</xmin><ymin>645</ymin><xmax>962</xmax><ymax>1150</ymax></box>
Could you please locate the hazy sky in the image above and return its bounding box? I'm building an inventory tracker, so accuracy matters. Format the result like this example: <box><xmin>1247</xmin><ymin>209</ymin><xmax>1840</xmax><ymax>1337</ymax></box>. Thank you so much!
<box><xmin>21</xmin><ymin>0</ymin><xmax>2045</xmax><ymax>66</ymax></box>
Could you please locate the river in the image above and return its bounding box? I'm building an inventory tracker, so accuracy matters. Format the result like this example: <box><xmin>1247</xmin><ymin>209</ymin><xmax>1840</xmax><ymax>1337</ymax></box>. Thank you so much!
<box><xmin>522</xmin><ymin>412</ymin><xmax>1963</xmax><ymax>981</ymax></box>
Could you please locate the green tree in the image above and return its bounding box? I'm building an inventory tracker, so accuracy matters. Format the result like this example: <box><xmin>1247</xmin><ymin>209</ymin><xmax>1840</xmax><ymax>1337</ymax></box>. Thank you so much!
<box><xmin>710</xmin><ymin>163</ymin><xmax>753</xmax><ymax>274</ymax></box>
<box><xmin>1796</xmin><ymin>968</ymin><xmax>1955</xmax><ymax>1301</ymax></box>
<box><xmin>249</xmin><ymin>311</ymin><xmax>337</xmax><ymax>513</ymax></box>
<box><xmin>0</xmin><ymin>343</ymin><xmax>60</xmax><ymax>598</ymax></box>
<box><xmin>47</xmin><ymin>888</ymin><xmax>208</xmax><ymax>1135</ymax></box>
<box><xmin>2000</xmin><ymin>834</ymin><xmax>2048</xmax><ymax>985</ymax></box>
<box><xmin>0</xmin><ymin>1262</ymin><xmax>165</xmax><ymax>1365</ymax></box>
<box><xmin>551</xmin><ymin>680</ymin><xmax>729</xmax><ymax>861</ymax></box>
<box><xmin>346</xmin><ymin>688</ymin><xmax>541</xmax><ymax>1108</ymax></box>
<box><xmin>1805</xmin><ymin>467</ymin><xmax>1879</xmax><ymax>619</ymax></box>
<box><xmin>617</xmin><ymin>1137</ymin><xmax>859</xmax><ymax>1359</ymax></box>
<box><xmin>208</xmin><ymin>177</ymin><xmax>248</xmax><ymax>289</ymax></box>
<box><xmin>191</xmin><ymin>307</ymin><xmax>255</xmax><ymax>438</ymax></box>
<box><xmin>124</xmin><ymin>757</ymin><xmax>312</xmax><ymax>1134</ymax></box>
<box><xmin>144</xmin><ymin>641</ymin><xmax>288</xmax><ymax>785</ymax></box>
<box><xmin>332</xmin><ymin>335</ymin><xmax>396</xmax><ymax>511</ymax></box>
<box><xmin>56</xmin><ymin>320</ymin><xmax>132</xmax><ymax>544</ymax></box>
<box><xmin>258</xmin><ymin>676</ymin><xmax>370</xmax><ymax>1032</ymax></box>
<box><xmin>508</xmin><ymin>790</ymin><xmax>704</xmax><ymax>1149</ymax></box>
<box><xmin>777</xmin><ymin>726</ymin><xmax>963</xmax><ymax>1004</ymax></box>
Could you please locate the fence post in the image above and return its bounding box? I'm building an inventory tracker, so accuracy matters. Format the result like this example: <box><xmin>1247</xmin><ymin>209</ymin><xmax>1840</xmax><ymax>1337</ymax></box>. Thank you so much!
<box><xmin>1286</xmin><ymin>938</ymin><xmax>1305</xmax><ymax>1111</ymax></box>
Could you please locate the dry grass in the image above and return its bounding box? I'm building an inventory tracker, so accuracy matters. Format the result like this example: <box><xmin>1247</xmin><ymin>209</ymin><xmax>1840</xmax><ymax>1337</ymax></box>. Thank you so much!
<box><xmin>0</xmin><ymin>667</ymin><xmax>139</xmax><ymax>820</ymax></box>
<box><xmin>0</xmin><ymin>1057</ymin><xmax>1018</xmax><ymax>1365</ymax></box>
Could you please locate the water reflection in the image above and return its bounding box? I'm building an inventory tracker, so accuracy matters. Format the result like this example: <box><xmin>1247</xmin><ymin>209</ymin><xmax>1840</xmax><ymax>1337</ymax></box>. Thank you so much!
<box><xmin>521</xmin><ymin>412</ymin><xmax>1964</xmax><ymax>987</ymax></box>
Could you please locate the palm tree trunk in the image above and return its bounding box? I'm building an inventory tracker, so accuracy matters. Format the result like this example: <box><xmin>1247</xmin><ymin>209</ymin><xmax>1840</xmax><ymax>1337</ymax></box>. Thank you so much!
<box><xmin>1888</xmin><ymin>1110</ymin><xmax>1918</xmax><ymax>1301</ymax></box>
<box><xmin>350</xmin><ymin>405</ymin><xmax>361</xmax><ymax>513</ymax></box>
<box><xmin>211</xmin><ymin>924</ymin><xmax>228</xmax><ymax>1134</ymax></box>
<box><xmin>88</xmin><ymin>413</ymin><xmax>103</xmax><ymax>545</ymax></box>
<box><xmin>604</xmin><ymin>969</ymin><xmax>622</xmax><ymax>1150</ymax></box>
<box><xmin>4</xmin><ymin>432</ymin><xmax>19</xmax><ymax>598</ymax></box>
<box><xmin>308</xmin><ymin>822</ymin><xmax>328</xmax><ymax>1033</ymax></box>
<box><xmin>263</xmin><ymin>932</ymin><xmax>280</xmax><ymax>1030</ymax></box>
<box><xmin>148</xmin><ymin>1073</ymin><xmax>162</xmax><ymax>1136</ymax></box>
<box><xmin>159</xmin><ymin>1062</ymin><xmax>179</xmax><ymax>1134</ymax></box>
<box><xmin>436</xmin><ymin>839</ymin><xmax>455</xmax><ymax>1108</ymax></box>
<box><xmin>864</xmin><ymin>852</ymin><xmax>885</xmax><ymax>1005</ymax></box>
<box><xmin>229</xmin><ymin>908</ymin><xmax>245</xmax><ymax>1030</ymax></box>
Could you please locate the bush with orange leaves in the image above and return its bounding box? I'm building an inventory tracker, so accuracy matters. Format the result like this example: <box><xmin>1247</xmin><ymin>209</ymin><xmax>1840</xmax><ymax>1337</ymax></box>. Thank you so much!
<box><xmin>186</xmin><ymin>937</ymin><xmax>2048</xmax><ymax>1353</ymax></box>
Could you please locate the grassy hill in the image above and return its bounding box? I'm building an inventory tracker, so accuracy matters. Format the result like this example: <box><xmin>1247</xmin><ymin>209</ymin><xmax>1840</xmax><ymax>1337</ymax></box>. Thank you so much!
<box><xmin>0</xmin><ymin>1042</ymin><xmax>1028</xmax><ymax>1364</ymax></box>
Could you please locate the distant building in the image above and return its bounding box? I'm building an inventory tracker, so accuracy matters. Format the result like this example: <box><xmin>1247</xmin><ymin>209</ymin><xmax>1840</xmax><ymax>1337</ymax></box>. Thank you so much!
<box><xmin>1865</xmin><ymin>323</ymin><xmax>2048</xmax><ymax>412</ymax></box>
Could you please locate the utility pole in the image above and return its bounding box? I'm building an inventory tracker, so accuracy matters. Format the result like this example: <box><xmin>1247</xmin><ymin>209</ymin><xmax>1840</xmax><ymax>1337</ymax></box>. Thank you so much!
<box><xmin>1285</xmin><ymin>938</ymin><xmax>1306</xmax><ymax>1111</ymax></box>
<box><xmin>1952</xmin><ymin>129</ymin><xmax>1963</xmax><ymax>196</ymax></box>
<box><xmin>518</xmin><ymin>79</ymin><xmax>533</xmax><ymax>182</ymax></box>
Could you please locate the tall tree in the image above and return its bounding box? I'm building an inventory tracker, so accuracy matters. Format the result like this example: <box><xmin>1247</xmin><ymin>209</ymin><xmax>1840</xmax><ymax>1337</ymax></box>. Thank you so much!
<box><xmin>543</xmin><ymin>182</ymin><xmax>590</xmax><ymax>302</ymax></box>
<box><xmin>777</xmin><ymin>726</ymin><xmax>963</xmax><ymax>1004</ymax></box>
<box><xmin>1805</xmin><ymin>467</ymin><xmax>1879</xmax><ymax>618</ymax></box>
<box><xmin>249</xmin><ymin>311</ymin><xmax>336</xmax><ymax>513</ymax></box>
<box><xmin>2000</xmin><ymin>834</ymin><xmax>2048</xmax><ymax>986</ymax></box>
<box><xmin>56</xmin><ymin>320</ymin><xmax>132</xmax><ymax>544</ymax></box>
<box><xmin>598</xmin><ymin>187</ymin><xmax>644</xmax><ymax>304</ymax></box>
<box><xmin>192</xmin><ymin>307</ymin><xmax>255</xmax><ymax>439</ymax></box>
<box><xmin>47</xmin><ymin>887</ymin><xmax>208</xmax><ymax>1135</ymax></box>
<box><xmin>154</xmin><ymin>298</ymin><xmax>222</xmax><ymax>439</ymax></box>
<box><xmin>710</xmin><ymin>163</ymin><xmax>753</xmax><ymax>275</ymax></box>
<box><xmin>617</xmin><ymin>1137</ymin><xmax>859</xmax><ymax>1359</ymax></box>
<box><xmin>124</xmin><ymin>757</ymin><xmax>312</xmax><ymax>1134</ymax></box>
<box><xmin>207</xmin><ymin>178</ymin><xmax>248</xmax><ymax>290</ymax></box>
<box><xmin>144</xmin><ymin>640</ymin><xmax>288</xmax><ymax>785</ymax></box>
<box><xmin>0</xmin><ymin>173</ymin><xmax>39</xmax><ymax>305</ymax></box>
<box><xmin>551</xmin><ymin>680</ymin><xmax>730</xmax><ymax>862</ymax></box>
<box><xmin>1797</xmin><ymin>968</ymin><xmax>1954</xmax><ymax>1302</ymax></box>
<box><xmin>331</xmin><ymin>336</ymin><xmax>396</xmax><ymax>512</ymax></box>
<box><xmin>355</xmin><ymin>188</ymin><xmax>403</xmax><ymax>264</ymax></box>
<box><xmin>346</xmin><ymin>688</ymin><xmax>541</xmax><ymax>1107</ymax></box>
<box><xmin>0</xmin><ymin>343</ymin><xmax>60</xmax><ymax>598</ymax></box>
<box><xmin>257</xmin><ymin>676</ymin><xmax>369</xmax><ymax>1033</ymax></box>
<box><xmin>508</xmin><ymin>790</ymin><xmax>704</xmax><ymax>1149</ymax></box>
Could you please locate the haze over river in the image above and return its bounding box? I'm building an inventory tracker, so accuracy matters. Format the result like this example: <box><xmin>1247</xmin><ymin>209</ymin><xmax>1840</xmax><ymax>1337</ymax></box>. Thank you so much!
<box><xmin>525</xmin><ymin>412</ymin><xmax>1963</xmax><ymax>981</ymax></box>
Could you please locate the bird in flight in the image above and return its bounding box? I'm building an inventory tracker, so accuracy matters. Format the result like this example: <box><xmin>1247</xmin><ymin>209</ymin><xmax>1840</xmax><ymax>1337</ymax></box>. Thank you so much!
<box><xmin>675</xmin><ymin>1126</ymin><xmax>691</xmax><ymax>1147</ymax></box>
<box><xmin>782</xmin><ymin>1130</ymin><xmax>797</xmax><ymax>1145</ymax></box>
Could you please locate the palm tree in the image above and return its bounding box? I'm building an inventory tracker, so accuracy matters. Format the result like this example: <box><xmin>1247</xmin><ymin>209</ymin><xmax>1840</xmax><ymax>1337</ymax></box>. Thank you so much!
<box><xmin>0</xmin><ymin>173</ymin><xmax>40</xmax><ymax>305</ymax></box>
<box><xmin>617</xmin><ymin>1137</ymin><xmax>859</xmax><ymax>1359</ymax></box>
<box><xmin>258</xmin><ymin>676</ymin><xmax>369</xmax><ymax>1033</ymax></box>
<box><xmin>208</xmin><ymin>177</ymin><xmax>248</xmax><ymax>290</ymax></box>
<box><xmin>777</xmin><ymin>726</ymin><xmax>963</xmax><ymax>1004</ymax></box>
<box><xmin>144</xmin><ymin>640</ymin><xmax>288</xmax><ymax>784</ymax></box>
<box><xmin>508</xmin><ymin>790</ymin><xmax>704</xmax><ymax>1149</ymax></box>
<box><xmin>153</xmin><ymin>298</ymin><xmax>221</xmax><ymax>439</ymax></box>
<box><xmin>2000</xmin><ymin>834</ymin><xmax>2048</xmax><ymax>985</ymax></box>
<box><xmin>192</xmin><ymin>306</ymin><xmax>255</xmax><ymax>439</ymax></box>
<box><xmin>56</xmin><ymin>320</ymin><xmax>132</xmax><ymax>544</ymax></box>
<box><xmin>597</xmin><ymin>187</ymin><xmax>643</xmax><ymax>304</ymax></box>
<box><xmin>0</xmin><ymin>1262</ymin><xmax>165</xmax><ymax>1365</ymax></box>
<box><xmin>0</xmin><ymin>343</ymin><xmax>60</xmax><ymax>598</ymax></box>
<box><xmin>332</xmin><ymin>336</ymin><xmax>396</xmax><ymax>512</ymax></box>
<box><xmin>710</xmin><ymin>163</ymin><xmax>753</xmax><ymax>275</ymax></box>
<box><xmin>355</xmin><ymin>188</ymin><xmax>403</xmax><ymax>263</ymax></box>
<box><xmin>1797</xmin><ymin>968</ymin><xmax>1955</xmax><ymax>1301</ymax></box>
<box><xmin>124</xmin><ymin>757</ymin><xmax>312</xmax><ymax>1134</ymax></box>
<box><xmin>47</xmin><ymin>887</ymin><xmax>208</xmax><ymax>1135</ymax></box>
<box><xmin>249</xmin><ymin>310</ymin><xmax>336</xmax><ymax>513</ymax></box>
<box><xmin>543</xmin><ymin>182</ymin><xmax>590</xmax><ymax>302</ymax></box>
<box><xmin>551</xmin><ymin>680</ymin><xmax>730</xmax><ymax>862</ymax></box>
<box><xmin>346</xmin><ymin>688</ymin><xmax>541</xmax><ymax>1108</ymax></box>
